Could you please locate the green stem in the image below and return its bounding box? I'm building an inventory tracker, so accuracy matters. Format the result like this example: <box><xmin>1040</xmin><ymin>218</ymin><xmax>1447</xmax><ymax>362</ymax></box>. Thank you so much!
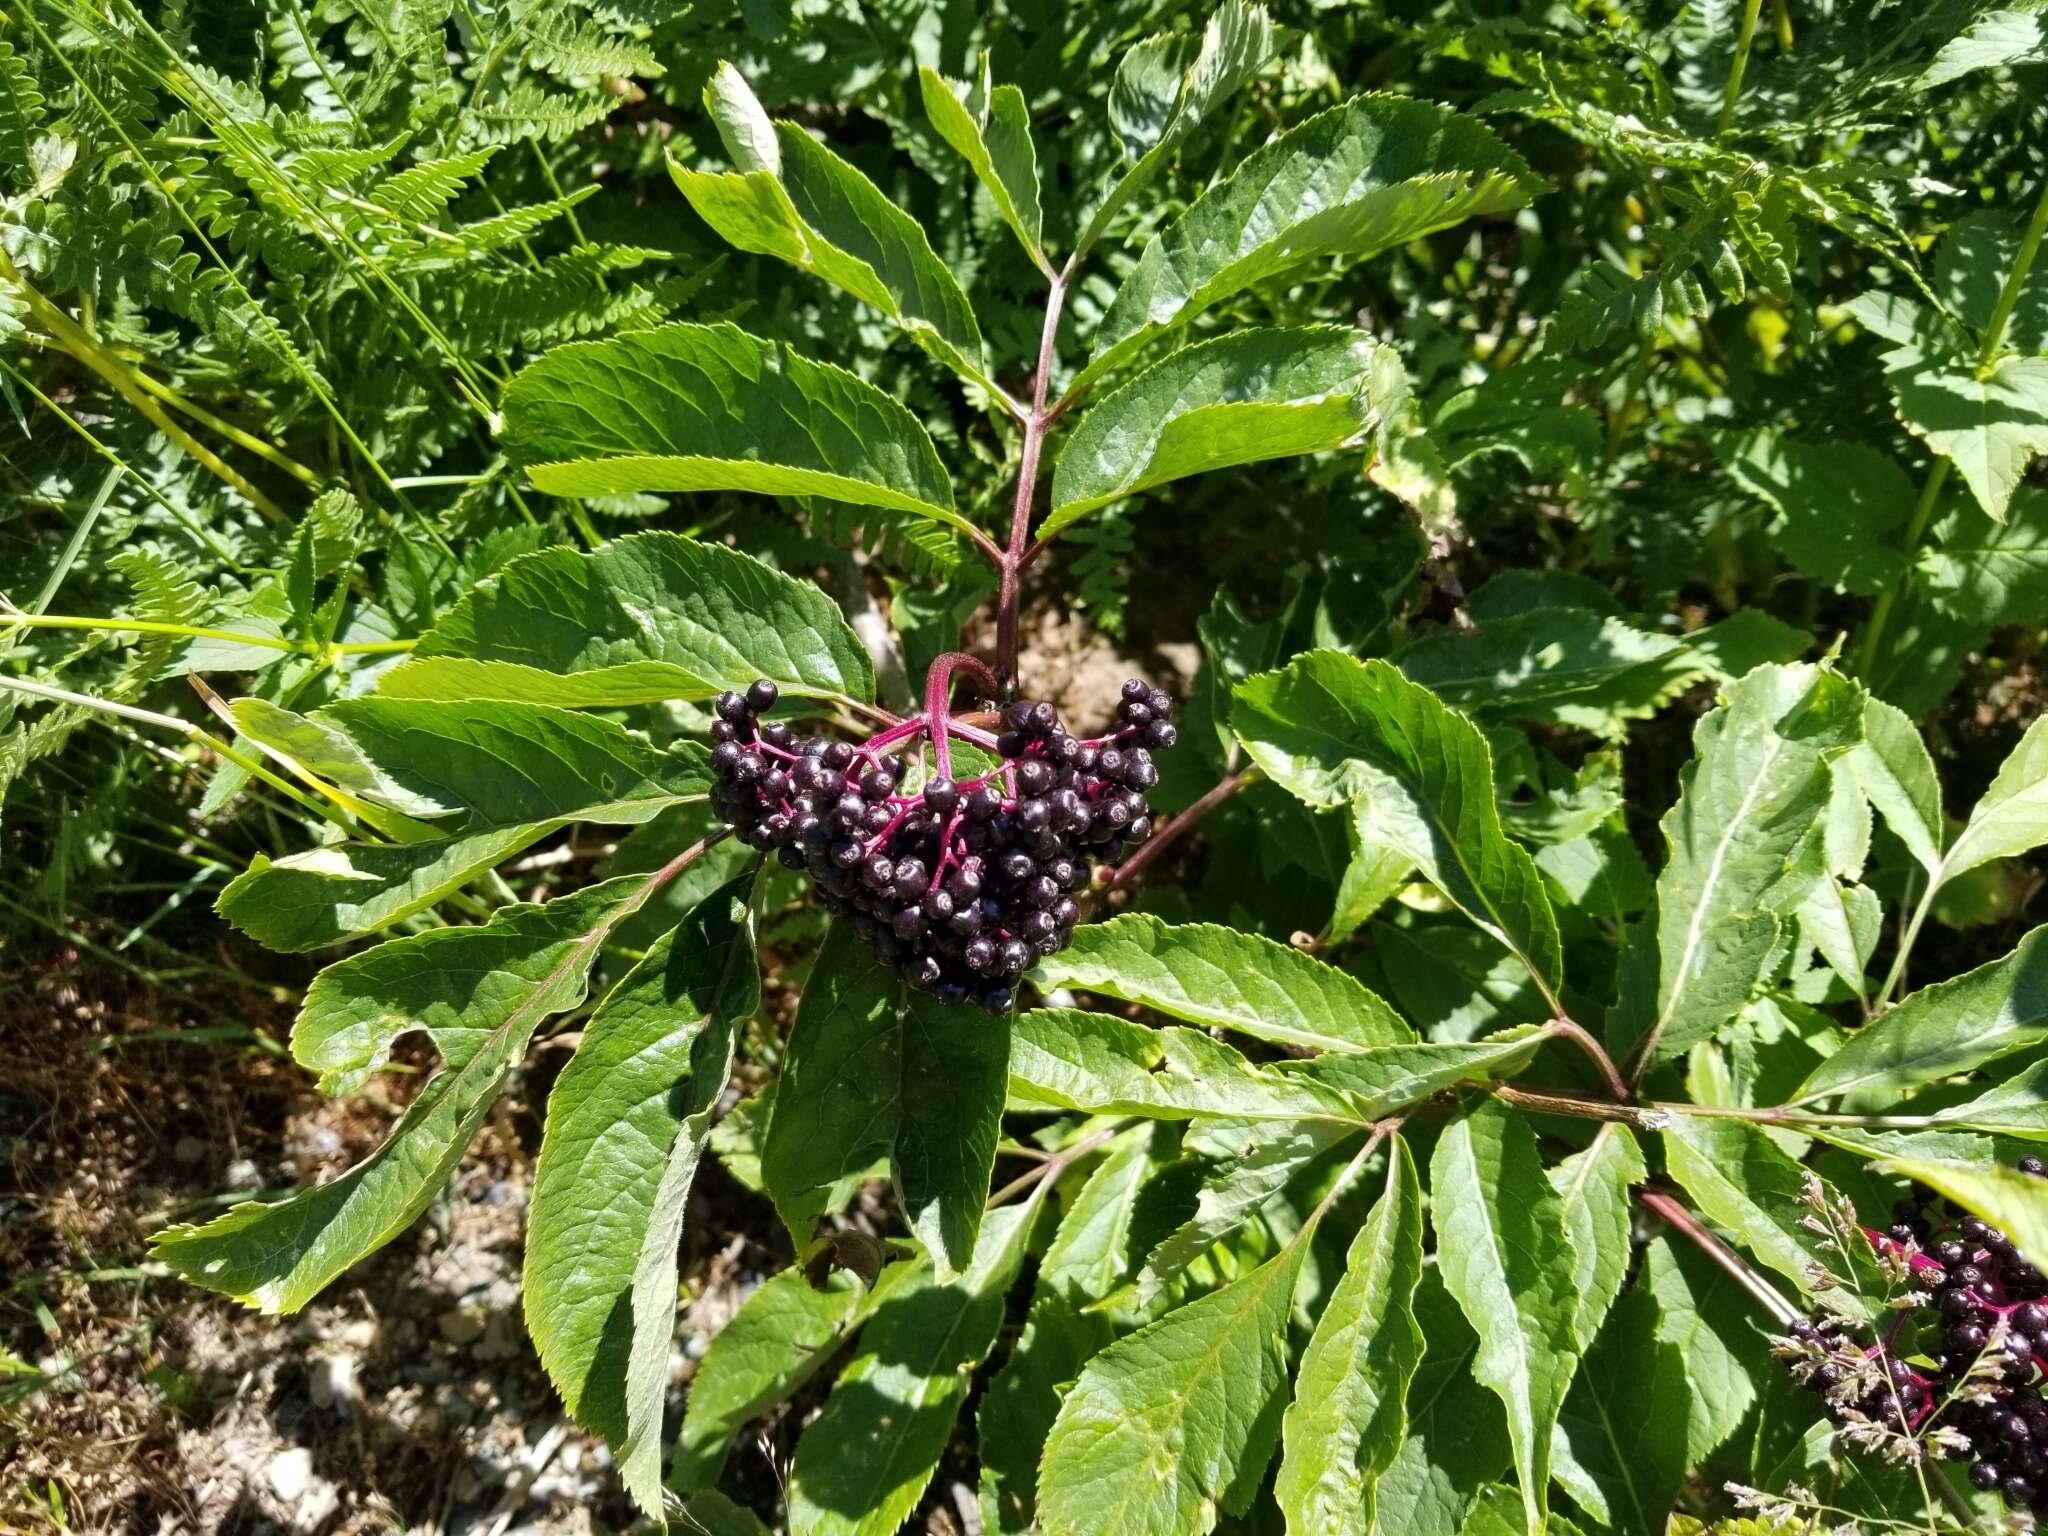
<box><xmin>1857</xmin><ymin>176</ymin><xmax>2048</xmax><ymax>685</ymax></box>
<box><xmin>1717</xmin><ymin>0</ymin><xmax>1766</xmax><ymax>137</ymax></box>
<box><xmin>0</xmin><ymin>674</ymin><xmax>356</xmax><ymax>835</ymax></box>
<box><xmin>126</xmin><ymin>365</ymin><xmax>322</xmax><ymax>486</ymax></box>
<box><xmin>1</xmin><ymin>613</ymin><xmax>415</xmax><ymax>658</ymax></box>
<box><xmin>0</xmin><ymin>250</ymin><xmax>287</xmax><ymax>522</ymax></box>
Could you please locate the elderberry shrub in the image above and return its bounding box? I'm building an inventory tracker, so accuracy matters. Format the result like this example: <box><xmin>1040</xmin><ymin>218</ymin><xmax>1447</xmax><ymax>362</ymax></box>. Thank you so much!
<box><xmin>1778</xmin><ymin>1158</ymin><xmax>2048</xmax><ymax>1513</ymax></box>
<box><xmin>705</xmin><ymin>675</ymin><xmax>1176</xmax><ymax>1015</ymax></box>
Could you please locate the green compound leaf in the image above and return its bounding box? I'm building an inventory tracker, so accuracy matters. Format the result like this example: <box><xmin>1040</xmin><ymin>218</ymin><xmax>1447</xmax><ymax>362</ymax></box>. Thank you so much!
<box><xmin>1547</xmin><ymin>1123</ymin><xmax>1646</xmax><ymax>1353</ymax></box>
<box><xmin>379</xmin><ymin>532</ymin><xmax>874</xmax><ymax>709</ymax></box>
<box><xmin>1889</xmin><ymin>350</ymin><xmax>2048</xmax><ymax>522</ymax></box>
<box><xmin>1048</xmin><ymin>328</ymin><xmax>1381</xmax><ymax>536</ymax></box>
<box><xmin>1924</xmin><ymin>713</ymin><xmax>2048</xmax><ymax>892</ymax></box>
<box><xmin>1275</xmin><ymin>1137</ymin><xmax>1425</xmax><ymax>1536</ymax></box>
<box><xmin>763</xmin><ymin>925</ymin><xmax>1007</xmax><ymax>1275</ymax></box>
<box><xmin>1870</xmin><ymin>1155</ymin><xmax>2048</xmax><ymax>1271</ymax></box>
<box><xmin>1619</xmin><ymin>664</ymin><xmax>1864</xmax><ymax>1074</ymax></box>
<box><xmin>1848</xmin><ymin>695</ymin><xmax>1946</xmax><ymax>877</ymax></box>
<box><xmin>1372</xmin><ymin>1269</ymin><xmax>1512</xmax><ymax>1536</ymax></box>
<box><xmin>1928</xmin><ymin>1060</ymin><xmax>2048</xmax><ymax>1139</ymax></box>
<box><xmin>1038</xmin><ymin>1181</ymin><xmax>1328</xmax><ymax>1536</ymax></box>
<box><xmin>523</xmin><ymin>877</ymin><xmax>759</xmax><ymax>1516</ymax></box>
<box><xmin>153</xmin><ymin>874</ymin><xmax>665</xmax><ymax>1312</ymax></box>
<box><xmin>1078</xmin><ymin>94</ymin><xmax>1537</xmax><ymax>390</ymax></box>
<box><xmin>1008</xmin><ymin>1007</ymin><xmax>1370</xmax><ymax>1122</ymax></box>
<box><xmin>980</xmin><ymin>1127</ymin><xmax>1156</xmax><ymax>1533</ymax></box>
<box><xmin>919</xmin><ymin>55</ymin><xmax>1043</xmax><ymax>266</ymax></box>
<box><xmin>1080</xmin><ymin>2</ymin><xmax>1283</xmax><ymax>257</ymax></box>
<box><xmin>671</xmin><ymin>1265</ymin><xmax>879</xmax><ymax>1494</ymax></box>
<box><xmin>1033</xmin><ymin>910</ymin><xmax>1412</xmax><ymax>1052</ymax></box>
<box><xmin>787</xmin><ymin>1200</ymin><xmax>1039</xmax><ymax>1536</ymax></box>
<box><xmin>1429</xmin><ymin>1097</ymin><xmax>1581</xmax><ymax>1536</ymax></box>
<box><xmin>1233</xmin><ymin>651</ymin><xmax>1566</xmax><ymax>1011</ymax></box>
<box><xmin>499</xmin><ymin>322</ymin><xmax>961</xmax><ymax>527</ymax></box>
<box><xmin>762</xmin><ymin>922</ymin><xmax>902</xmax><ymax>1239</ymax></box>
<box><xmin>1712</xmin><ymin>429</ymin><xmax>1913</xmax><ymax>595</ymax></box>
<box><xmin>675</xmin><ymin>65</ymin><xmax>992</xmax><ymax>398</ymax></box>
<box><xmin>1285</xmin><ymin>1027</ymin><xmax>1554</xmax><ymax>1120</ymax></box>
<box><xmin>1550</xmin><ymin>1278</ymin><xmax>1693</xmax><ymax>1534</ymax></box>
<box><xmin>1643</xmin><ymin>1235</ymin><xmax>1758</xmax><ymax>1464</ymax></box>
<box><xmin>1662</xmin><ymin>1116</ymin><xmax>1869</xmax><ymax>1319</ymax></box>
<box><xmin>1794</xmin><ymin>924</ymin><xmax>2048</xmax><ymax>1102</ymax></box>
<box><xmin>895</xmin><ymin>990</ymin><xmax>1010</xmax><ymax>1280</ymax></box>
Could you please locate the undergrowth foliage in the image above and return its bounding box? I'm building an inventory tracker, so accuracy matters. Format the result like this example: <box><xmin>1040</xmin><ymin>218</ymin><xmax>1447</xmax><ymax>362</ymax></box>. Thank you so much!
<box><xmin>3</xmin><ymin>2</ymin><xmax>2048</xmax><ymax>1534</ymax></box>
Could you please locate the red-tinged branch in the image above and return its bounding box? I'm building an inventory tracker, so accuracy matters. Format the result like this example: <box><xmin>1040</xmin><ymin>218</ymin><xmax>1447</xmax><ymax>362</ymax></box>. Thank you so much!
<box><xmin>1105</xmin><ymin>768</ymin><xmax>1255</xmax><ymax>888</ymax></box>
<box><xmin>1639</xmin><ymin>1187</ymin><xmax>1802</xmax><ymax>1327</ymax></box>
<box><xmin>1547</xmin><ymin>1017</ymin><xmax>1632</xmax><ymax>1102</ymax></box>
<box><xmin>923</xmin><ymin>651</ymin><xmax>1001</xmax><ymax>780</ymax></box>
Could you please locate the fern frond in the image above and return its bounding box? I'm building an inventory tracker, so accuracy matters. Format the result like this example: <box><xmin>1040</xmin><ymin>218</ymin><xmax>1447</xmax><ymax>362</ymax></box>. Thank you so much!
<box><xmin>108</xmin><ymin>547</ymin><xmax>208</xmax><ymax>691</ymax></box>
<box><xmin>516</xmin><ymin>7</ymin><xmax>661</xmax><ymax>81</ymax></box>
<box><xmin>808</xmin><ymin>501</ymin><xmax>966</xmax><ymax>580</ymax></box>
<box><xmin>1065</xmin><ymin>506</ymin><xmax>1135</xmax><ymax>638</ymax></box>
<box><xmin>0</xmin><ymin>38</ymin><xmax>47</xmax><ymax>194</ymax></box>
<box><xmin>464</xmin><ymin>81</ymin><xmax>613</xmax><ymax>145</ymax></box>
<box><xmin>369</xmin><ymin>145</ymin><xmax>498</xmax><ymax>221</ymax></box>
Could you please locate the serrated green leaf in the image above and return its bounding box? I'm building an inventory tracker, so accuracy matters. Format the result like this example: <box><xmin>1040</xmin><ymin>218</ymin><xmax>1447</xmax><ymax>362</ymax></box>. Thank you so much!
<box><xmin>1038</xmin><ymin>1178</ymin><xmax>1327</xmax><ymax>1536</ymax></box>
<box><xmin>1428</xmin><ymin>1098</ymin><xmax>1581</xmax><ymax>1536</ymax></box>
<box><xmin>1662</xmin><ymin>1116</ymin><xmax>1867</xmax><ymax>1318</ymax></box>
<box><xmin>1927</xmin><ymin>713</ymin><xmax>2048</xmax><ymax>890</ymax></box>
<box><xmin>1371</xmin><ymin>1270</ymin><xmax>1512</xmax><ymax>1536</ymax></box>
<box><xmin>1550</xmin><ymin>1279</ymin><xmax>1692</xmax><ymax>1534</ymax></box>
<box><xmin>1275</xmin><ymin>1137</ymin><xmax>1424</xmax><ymax>1536</ymax></box>
<box><xmin>1032</xmin><ymin>911</ymin><xmax>1410</xmax><ymax>1052</ymax></box>
<box><xmin>1937</xmin><ymin>213</ymin><xmax>2048</xmax><ymax>354</ymax></box>
<box><xmin>1793</xmin><ymin>925</ymin><xmax>2048</xmax><ymax>1102</ymax></box>
<box><xmin>979</xmin><ymin>1128</ymin><xmax>1155</xmax><ymax>1533</ymax></box>
<box><xmin>1848</xmin><ymin>696</ymin><xmax>1945</xmax><ymax>877</ymax></box>
<box><xmin>1548</xmin><ymin>1124</ymin><xmax>1646</xmax><ymax>1352</ymax></box>
<box><xmin>1620</xmin><ymin>664</ymin><xmax>1864</xmax><ymax>1075</ymax></box>
<box><xmin>1285</xmin><ymin>1027</ymin><xmax>1553</xmax><ymax>1119</ymax></box>
<box><xmin>1008</xmin><ymin>1008</ymin><xmax>1369</xmax><ymax>1122</ymax></box>
<box><xmin>220</xmin><ymin>824</ymin><xmax>551</xmax><ymax>952</ymax></box>
<box><xmin>499</xmin><ymin>323</ymin><xmax>962</xmax><ymax>527</ymax></box>
<box><xmin>1642</xmin><ymin>1235</ymin><xmax>1758</xmax><ymax>1463</ymax></box>
<box><xmin>1921</xmin><ymin>7</ymin><xmax>2048</xmax><ymax>87</ymax></box>
<box><xmin>1889</xmin><ymin>351</ymin><xmax>2048</xmax><ymax>521</ymax></box>
<box><xmin>1137</xmin><ymin>1116</ymin><xmax>1363</xmax><ymax>1301</ymax></box>
<box><xmin>1712</xmin><ymin>429</ymin><xmax>1913</xmax><ymax>595</ymax></box>
<box><xmin>154</xmin><ymin>874</ymin><xmax>663</xmax><ymax>1312</ymax></box>
<box><xmin>1394</xmin><ymin>605</ymin><xmax>1726</xmax><ymax>737</ymax></box>
<box><xmin>1918</xmin><ymin>488</ymin><xmax>2048</xmax><ymax>626</ymax></box>
<box><xmin>379</xmin><ymin>532</ymin><xmax>874</xmax><ymax>708</ymax></box>
<box><xmin>675</xmin><ymin>66</ymin><xmax>991</xmax><ymax>396</ymax></box>
<box><xmin>1233</xmin><ymin>652</ymin><xmax>1566</xmax><ymax>1011</ymax></box>
<box><xmin>523</xmin><ymin>877</ymin><xmax>759</xmax><ymax>1515</ymax></box>
<box><xmin>787</xmin><ymin>1201</ymin><xmax>1038</xmax><ymax>1536</ymax></box>
<box><xmin>1080</xmin><ymin>3</ymin><xmax>1282</xmax><ymax>256</ymax></box>
<box><xmin>919</xmin><ymin>56</ymin><xmax>1043</xmax><ymax>265</ymax></box>
<box><xmin>290</xmin><ymin>874</ymin><xmax>651</xmax><ymax>1097</ymax></box>
<box><xmin>1870</xmin><ymin>1155</ymin><xmax>2048</xmax><ymax>1270</ymax></box>
<box><xmin>761</xmin><ymin>922</ymin><xmax>901</xmax><ymax>1240</ymax></box>
<box><xmin>895</xmin><ymin>992</ymin><xmax>1009</xmax><ymax>1280</ymax></box>
<box><xmin>1047</xmin><ymin>328</ymin><xmax>1379</xmax><ymax>535</ymax></box>
<box><xmin>1080</xmin><ymin>95</ymin><xmax>1537</xmax><ymax>389</ymax></box>
<box><xmin>1928</xmin><ymin>1060</ymin><xmax>2048</xmax><ymax>1139</ymax></box>
<box><xmin>671</xmin><ymin>1266</ymin><xmax>879</xmax><ymax>1493</ymax></box>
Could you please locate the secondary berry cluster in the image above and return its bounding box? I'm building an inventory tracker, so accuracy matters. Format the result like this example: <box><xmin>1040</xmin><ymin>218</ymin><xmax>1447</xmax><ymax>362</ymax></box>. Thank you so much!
<box><xmin>705</xmin><ymin>668</ymin><xmax>1175</xmax><ymax>1015</ymax></box>
<box><xmin>1779</xmin><ymin>1156</ymin><xmax>2048</xmax><ymax>1514</ymax></box>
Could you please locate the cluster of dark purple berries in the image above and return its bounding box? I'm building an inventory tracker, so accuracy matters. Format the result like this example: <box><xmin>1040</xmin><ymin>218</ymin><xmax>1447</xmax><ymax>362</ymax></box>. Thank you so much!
<box><xmin>1781</xmin><ymin>1157</ymin><xmax>2048</xmax><ymax>1515</ymax></box>
<box><xmin>705</xmin><ymin>675</ymin><xmax>1175</xmax><ymax>1015</ymax></box>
